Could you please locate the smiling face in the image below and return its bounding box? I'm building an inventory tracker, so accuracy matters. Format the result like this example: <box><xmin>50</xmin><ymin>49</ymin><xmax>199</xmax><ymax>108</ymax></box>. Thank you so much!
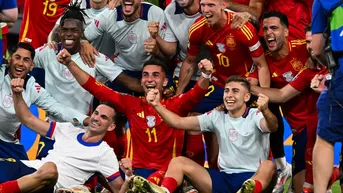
<box><xmin>141</xmin><ymin>65</ymin><xmax>168</xmax><ymax>95</ymax></box>
<box><xmin>8</xmin><ymin>48</ymin><xmax>34</xmax><ymax>79</ymax></box>
<box><xmin>200</xmin><ymin>0</ymin><xmax>226</xmax><ymax>27</ymax></box>
<box><xmin>60</xmin><ymin>19</ymin><xmax>82</xmax><ymax>54</ymax></box>
<box><xmin>88</xmin><ymin>104</ymin><xmax>116</xmax><ymax>134</ymax></box>
<box><xmin>262</xmin><ymin>17</ymin><xmax>289</xmax><ymax>52</ymax></box>
<box><xmin>121</xmin><ymin>0</ymin><xmax>141</xmax><ymax>19</ymax></box>
<box><xmin>223</xmin><ymin>81</ymin><xmax>251</xmax><ymax>113</ymax></box>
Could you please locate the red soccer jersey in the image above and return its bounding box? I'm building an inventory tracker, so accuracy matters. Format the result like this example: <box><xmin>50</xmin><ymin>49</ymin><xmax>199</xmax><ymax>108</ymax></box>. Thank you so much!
<box><xmin>187</xmin><ymin>11</ymin><xmax>264</xmax><ymax>88</ymax></box>
<box><xmin>260</xmin><ymin>0</ymin><xmax>313</xmax><ymax>40</ymax></box>
<box><xmin>19</xmin><ymin>0</ymin><xmax>71</xmax><ymax>49</ymax></box>
<box><xmin>82</xmin><ymin>76</ymin><xmax>208</xmax><ymax>170</ymax></box>
<box><xmin>231</xmin><ymin>0</ymin><xmax>250</xmax><ymax>6</ymax></box>
<box><xmin>266</xmin><ymin>40</ymin><xmax>321</xmax><ymax>131</ymax></box>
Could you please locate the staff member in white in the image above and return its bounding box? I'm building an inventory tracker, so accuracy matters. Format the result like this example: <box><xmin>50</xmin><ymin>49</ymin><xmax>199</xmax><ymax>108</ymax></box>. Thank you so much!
<box><xmin>0</xmin><ymin>42</ymin><xmax>88</xmax><ymax>160</ymax></box>
<box><xmin>135</xmin><ymin>75</ymin><xmax>278</xmax><ymax>193</ymax></box>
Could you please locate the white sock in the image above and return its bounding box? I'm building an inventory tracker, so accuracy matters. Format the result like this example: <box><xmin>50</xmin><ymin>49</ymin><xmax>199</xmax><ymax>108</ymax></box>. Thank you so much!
<box><xmin>275</xmin><ymin>157</ymin><xmax>287</xmax><ymax>170</ymax></box>
<box><xmin>162</xmin><ymin>187</ymin><xmax>170</xmax><ymax>193</ymax></box>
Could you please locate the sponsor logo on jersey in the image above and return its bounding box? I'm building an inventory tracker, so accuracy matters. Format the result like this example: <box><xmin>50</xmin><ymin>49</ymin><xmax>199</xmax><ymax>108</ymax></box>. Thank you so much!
<box><xmin>34</xmin><ymin>83</ymin><xmax>41</xmax><ymax>93</ymax></box>
<box><xmin>282</xmin><ymin>71</ymin><xmax>294</xmax><ymax>82</ymax></box>
<box><xmin>216</xmin><ymin>43</ymin><xmax>226</xmax><ymax>53</ymax></box>
<box><xmin>249</xmin><ymin>63</ymin><xmax>256</xmax><ymax>73</ymax></box>
<box><xmin>290</xmin><ymin>58</ymin><xmax>303</xmax><ymax>71</ymax></box>
<box><xmin>128</xmin><ymin>31</ymin><xmax>137</xmax><ymax>44</ymax></box>
<box><xmin>3</xmin><ymin>94</ymin><xmax>13</xmax><ymax>108</ymax></box>
<box><xmin>160</xmin><ymin>22</ymin><xmax>167</xmax><ymax>31</ymax></box>
<box><xmin>226</xmin><ymin>34</ymin><xmax>236</xmax><ymax>50</ymax></box>
<box><xmin>146</xmin><ymin>115</ymin><xmax>156</xmax><ymax>128</ymax></box>
<box><xmin>94</xmin><ymin>19</ymin><xmax>100</xmax><ymax>28</ymax></box>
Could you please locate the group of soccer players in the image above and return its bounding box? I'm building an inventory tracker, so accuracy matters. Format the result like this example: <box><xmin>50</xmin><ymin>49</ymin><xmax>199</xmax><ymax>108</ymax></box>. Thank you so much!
<box><xmin>0</xmin><ymin>0</ymin><xmax>339</xmax><ymax>192</ymax></box>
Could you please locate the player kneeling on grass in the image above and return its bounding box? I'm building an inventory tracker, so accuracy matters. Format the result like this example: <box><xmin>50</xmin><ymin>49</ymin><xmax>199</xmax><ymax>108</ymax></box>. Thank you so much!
<box><xmin>0</xmin><ymin>78</ymin><xmax>133</xmax><ymax>193</ymax></box>
<box><xmin>131</xmin><ymin>75</ymin><xmax>278</xmax><ymax>193</ymax></box>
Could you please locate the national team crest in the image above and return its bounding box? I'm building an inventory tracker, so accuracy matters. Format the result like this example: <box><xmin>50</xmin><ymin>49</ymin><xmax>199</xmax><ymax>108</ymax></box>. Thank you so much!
<box><xmin>146</xmin><ymin>115</ymin><xmax>156</xmax><ymax>128</ymax></box>
<box><xmin>3</xmin><ymin>94</ymin><xmax>13</xmax><ymax>108</ymax></box>
<box><xmin>282</xmin><ymin>71</ymin><xmax>294</xmax><ymax>82</ymax></box>
<box><xmin>228</xmin><ymin>128</ymin><xmax>238</xmax><ymax>142</ymax></box>
<box><xmin>216</xmin><ymin>43</ymin><xmax>226</xmax><ymax>53</ymax></box>
<box><xmin>290</xmin><ymin>58</ymin><xmax>303</xmax><ymax>71</ymax></box>
<box><xmin>128</xmin><ymin>31</ymin><xmax>137</xmax><ymax>44</ymax></box>
<box><xmin>226</xmin><ymin>35</ymin><xmax>236</xmax><ymax>50</ymax></box>
<box><xmin>63</xmin><ymin>68</ymin><xmax>74</xmax><ymax>80</ymax></box>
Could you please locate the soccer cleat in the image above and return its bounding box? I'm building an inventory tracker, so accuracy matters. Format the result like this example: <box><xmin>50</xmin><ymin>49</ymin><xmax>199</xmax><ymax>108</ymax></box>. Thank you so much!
<box><xmin>55</xmin><ymin>185</ymin><xmax>91</xmax><ymax>193</ymax></box>
<box><xmin>236</xmin><ymin>179</ymin><xmax>256</xmax><ymax>193</ymax></box>
<box><xmin>132</xmin><ymin>176</ymin><xmax>166</xmax><ymax>193</ymax></box>
<box><xmin>272</xmin><ymin>163</ymin><xmax>292</xmax><ymax>193</ymax></box>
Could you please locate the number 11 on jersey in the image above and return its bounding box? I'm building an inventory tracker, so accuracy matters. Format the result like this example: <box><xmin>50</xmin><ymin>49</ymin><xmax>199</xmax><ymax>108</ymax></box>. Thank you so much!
<box><xmin>145</xmin><ymin>128</ymin><xmax>157</xmax><ymax>142</ymax></box>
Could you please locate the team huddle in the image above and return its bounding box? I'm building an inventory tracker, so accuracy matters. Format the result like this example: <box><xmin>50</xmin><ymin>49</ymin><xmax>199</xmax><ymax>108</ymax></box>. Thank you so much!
<box><xmin>0</xmin><ymin>0</ymin><xmax>339</xmax><ymax>192</ymax></box>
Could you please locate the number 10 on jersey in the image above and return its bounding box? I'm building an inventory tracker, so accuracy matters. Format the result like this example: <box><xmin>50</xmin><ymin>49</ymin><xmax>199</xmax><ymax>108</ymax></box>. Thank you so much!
<box><xmin>216</xmin><ymin>54</ymin><xmax>230</xmax><ymax>67</ymax></box>
<box><xmin>145</xmin><ymin>128</ymin><xmax>157</xmax><ymax>142</ymax></box>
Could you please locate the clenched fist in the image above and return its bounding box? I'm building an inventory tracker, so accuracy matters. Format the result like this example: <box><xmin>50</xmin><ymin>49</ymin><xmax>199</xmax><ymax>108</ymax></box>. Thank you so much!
<box><xmin>146</xmin><ymin>89</ymin><xmax>160</xmax><ymax>107</ymax></box>
<box><xmin>257</xmin><ymin>93</ymin><xmax>269</xmax><ymax>112</ymax></box>
<box><xmin>148</xmin><ymin>22</ymin><xmax>160</xmax><ymax>39</ymax></box>
<box><xmin>144</xmin><ymin>38</ymin><xmax>158</xmax><ymax>55</ymax></box>
<box><xmin>11</xmin><ymin>78</ymin><xmax>25</xmax><ymax>94</ymax></box>
<box><xmin>57</xmin><ymin>49</ymin><xmax>72</xmax><ymax>66</ymax></box>
<box><xmin>198</xmin><ymin>59</ymin><xmax>213</xmax><ymax>76</ymax></box>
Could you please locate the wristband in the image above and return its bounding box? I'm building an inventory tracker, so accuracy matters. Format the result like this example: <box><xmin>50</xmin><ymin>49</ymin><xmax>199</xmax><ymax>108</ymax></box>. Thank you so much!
<box><xmin>125</xmin><ymin>174</ymin><xmax>132</xmax><ymax>181</ymax></box>
<box><xmin>201</xmin><ymin>72</ymin><xmax>211</xmax><ymax>79</ymax></box>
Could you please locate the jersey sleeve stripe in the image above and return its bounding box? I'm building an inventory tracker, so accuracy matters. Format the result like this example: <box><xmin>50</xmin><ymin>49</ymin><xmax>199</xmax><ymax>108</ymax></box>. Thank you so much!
<box><xmin>243</xmin><ymin>25</ymin><xmax>253</xmax><ymax>38</ymax></box>
<box><xmin>249</xmin><ymin>41</ymin><xmax>261</xmax><ymax>52</ymax></box>
<box><xmin>241</xmin><ymin>27</ymin><xmax>252</xmax><ymax>40</ymax></box>
<box><xmin>20</xmin><ymin>7</ymin><xmax>31</xmax><ymax>42</ymax></box>
<box><xmin>188</xmin><ymin>21</ymin><xmax>206</xmax><ymax>39</ymax></box>
<box><xmin>188</xmin><ymin>18</ymin><xmax>206</xmax><ymax>32</ymax></box>
<box><xmin>107</xmin><ymin>171</ymin><xmax>121</xmax><ymax>182</ymax></box>
<box><xmin>46</xmin><ymin>122</ymin><xmax>57</xmax><ymax>138</ymax></box>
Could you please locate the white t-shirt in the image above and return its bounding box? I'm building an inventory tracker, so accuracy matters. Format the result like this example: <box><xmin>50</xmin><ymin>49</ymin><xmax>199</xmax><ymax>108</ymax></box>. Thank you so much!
<box><xmin>22</xmin><ymin>122</ymin><xmax>120</xmax><ymax>189</ymax></box>
<box><xmin>84</xmin><ymin>2</ymin><xmax>166</xmax><ymax>71</ymax></box>
<box><xmin>197</xmin><ymin>108</ymin><xmax>270</xmax><ymax>174</ymax></box>
<box><xmin>0</xmin><ymin>65</ymin><xmax>87</xmax><ymax>143</ymax></box>
<box><xmin>34</xmin><ymin>46</ymin><xmax>122</xmax><ymax>117</ymax></box>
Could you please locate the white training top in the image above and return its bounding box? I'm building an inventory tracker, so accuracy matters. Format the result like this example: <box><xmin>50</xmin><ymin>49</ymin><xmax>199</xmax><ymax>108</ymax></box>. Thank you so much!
<box><xmin>0</xmin><ymin>65</ymin><xmax>87</xmax><ymax>143</ymax></box>
<box><xmin>84</xmin><ymin>2</ymin><xmax>166</xmax><ymax>71</ymax></box>
<box><xmin>56</xmin><ymin>6</ymin><xmax>116</xmax><ymax>58</ymax></box>
<box><xmin>197</xmin><ymin>108</ymin><xmax>270</xmax><ymax>174</ymax></box>
<box><xmin>22</xmin><ymin>122</ymin><xmax>120</xmax><ymax>188</ymax></box>
<box><xmin>34</xmin><ymin>46</ymin><xmax>122</xmax><ymax>116</ymax></box>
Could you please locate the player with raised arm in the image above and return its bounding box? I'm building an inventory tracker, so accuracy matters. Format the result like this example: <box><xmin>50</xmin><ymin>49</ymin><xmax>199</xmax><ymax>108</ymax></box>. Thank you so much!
<box><xmin>0</xmin><ymin>42</ymin><xmax>88</xmax><ymax>160</ymax></box>
<box><xmin>56</xmin><ymin>48</ymin><xmax>213</xmax><ymax>183</ymax></box>
<box><xmin>0</xmin><ymin>78</ymin><xmax>133</xmax><ymax>193</ymax></box>
<box><xmin>133</xmin><ymin>75</ymin><xmax>278</xmax><ymax>193</ymax></box>
<box><xmin>175</xmin><ymin>0</ymin><xmax>270</xmax><ymax>97</ymax></box>
<box><xmin>251</xmin><ymin>14</ymin><xmax>338</xmax><ymax>193</ymax></box>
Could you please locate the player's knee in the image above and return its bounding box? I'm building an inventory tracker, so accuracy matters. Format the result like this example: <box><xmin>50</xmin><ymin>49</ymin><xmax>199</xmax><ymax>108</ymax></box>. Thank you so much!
<box><xmin>171</xmin><ymin>156</ymin><xmax>198</xmax><ymax>175</ymax></box>
<box><xmin>36</xmin><ymin>162</ymin><xmax>58</xmax><ymax>185</ymax></box>
<box><xmin>261</xmin><ymin>160</ymin><xmax>277</xmax><ymax>176</ymax></box>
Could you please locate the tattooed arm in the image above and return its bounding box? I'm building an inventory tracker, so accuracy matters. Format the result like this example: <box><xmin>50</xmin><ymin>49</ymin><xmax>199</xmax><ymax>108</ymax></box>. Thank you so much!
<box><xmin>175</xmin><ymin>54</ymin><xmax>197</xmax><ymax>95</ymax></box>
